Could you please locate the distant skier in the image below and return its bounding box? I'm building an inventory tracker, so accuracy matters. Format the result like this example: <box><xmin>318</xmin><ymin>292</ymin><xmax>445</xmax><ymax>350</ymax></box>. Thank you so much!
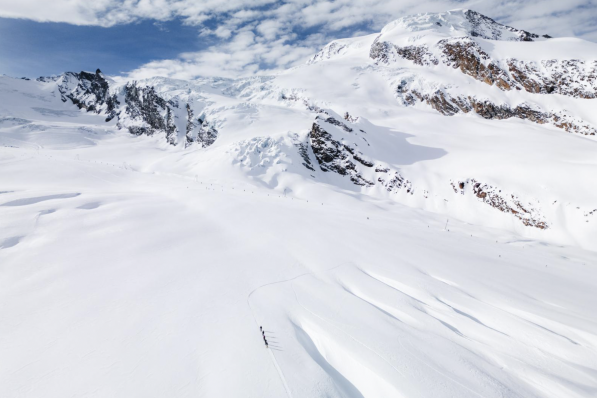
<box><xmin>265</xmin><ymin>340</ymin><xmax>268</xmax><ymax>348</ymax></box>
<box><xmin>260</xmin><ymin>326</ymin><xmax>262</xmax><ymax>331</ymax></box>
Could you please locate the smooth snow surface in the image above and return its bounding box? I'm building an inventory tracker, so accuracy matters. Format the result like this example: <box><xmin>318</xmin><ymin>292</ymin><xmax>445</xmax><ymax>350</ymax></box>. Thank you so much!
<box><xmin>1</xmin><ymin>10</ymin><xmax>597</xmax><ymax>397</ymax></box>
<box><xmin>1</xmin><ymin>106</ymin><xmax>596</xmax><ymax>398</ymax></box>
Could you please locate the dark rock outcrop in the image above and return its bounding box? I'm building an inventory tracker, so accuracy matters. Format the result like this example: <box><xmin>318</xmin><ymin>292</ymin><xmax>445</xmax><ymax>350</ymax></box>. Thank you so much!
<box><xmin>185</xmin><ymin>104</ymin><xmax>196</xmax><ymax>148</ymax></box>
<box><xmin>439</xmin><ymin>38</ymin><xmax>513</xmax><ymax>90</ymax></box>
<box><xmin>402</xmin><ymin>88</ymin><xmax>597</xmax><ymax>136</ymax></box>
<box><xmin>507</xmin><ymin>59</ymin><xmax>597</xmax><ymax>99</ymax></box>
<box><xmin>41</xmin><ymin>70</ymin><xmax>183</xmax><ymax>144</ymax></box>
<box><xmin>122</xmin><ymin>82</ymin><xmax>168</xmax><ymax>136</ymax></box>
<box><xmin>396</xmin><ymin>45</ymin><xmax>439</xmax><ymax>66</ymax></box>
<box><xmin>165</xmin><ymin>106</ymin><xmax>177</xmax><ymax>146</ymax></box>
<box><xmin>196</xmin><ymin>118</ymin><xmax>218</xmax><ymax>148</ymax></box>
<box><xmin>306</xmin><ymin>114</ymin><xmax>414</xmax><ymax>194</ymax></box>
<box><xmin>45</xmin><ymin>69</ymin><xmax>120</xmax><ymax>115</ymax></box>
<box><xmin>463</xmin><ymin>10</ymin><xmax>542</xmax><ymax>42</ymax></box>
<box><xmin>309</xmin><ymin>119</ymin><xmax>373</xmax><ymax>186</ymax></box>
<box><xmin>453</xmin><ymin>179</ymin><xmax>548</xmax><ymax>229</ymax></box>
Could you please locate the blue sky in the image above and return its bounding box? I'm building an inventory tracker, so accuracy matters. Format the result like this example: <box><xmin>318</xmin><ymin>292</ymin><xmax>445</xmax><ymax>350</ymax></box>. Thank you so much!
<box><xmin>0</xmin><ymin>0</ymin><xmax>596</xmax><ymax>80</ymax></box>
<box><xmin>0</xmin><ymin>18</ymin><xmax>211</xmax><ymax>77</ymax></box>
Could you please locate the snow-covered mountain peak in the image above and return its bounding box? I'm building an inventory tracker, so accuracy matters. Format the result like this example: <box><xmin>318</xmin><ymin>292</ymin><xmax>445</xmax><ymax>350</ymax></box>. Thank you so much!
<box><xmin>307</xmin><ymin>9</ymin><xmax>552</xmax><ymax>67</ymax></box>
<box><xmin>380</xmin><ymin>9</ymin><xmax>549</xmax><ymax>42</ymax></box>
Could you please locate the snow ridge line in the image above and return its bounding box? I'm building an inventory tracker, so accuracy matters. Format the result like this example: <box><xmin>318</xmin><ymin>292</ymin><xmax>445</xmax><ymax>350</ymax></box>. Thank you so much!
<box><xmin>290</xmin><ymin>282</ymin><xmax>407</xmax><ymax>379</ymax></box>
<box><xmin>245</xmin><ymin>263</ymin><xmax>349</xmax><ymax>398</ymax></box>
<box><xmin>291</xmin><ymin>267</ymin><xmax>485</xmax><ymax>398</ymax></box>
<box><xmin>359</xmin><ymin>266</ymin><xmax>487</xmax><ymax>398</ymax></box>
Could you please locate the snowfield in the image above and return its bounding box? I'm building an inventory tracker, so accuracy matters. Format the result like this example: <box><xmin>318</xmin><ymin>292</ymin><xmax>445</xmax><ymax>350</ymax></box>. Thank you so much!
<box><xmin>1</xmin><ymin>9</ymin><xmax>597</xmax><ymax>398</ymax></box>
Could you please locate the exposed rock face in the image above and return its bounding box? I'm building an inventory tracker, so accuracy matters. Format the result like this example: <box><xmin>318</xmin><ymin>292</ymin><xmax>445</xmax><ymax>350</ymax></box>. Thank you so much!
<box><xmin>377</xmin><ymin>171</ymin><xmax>412</xmax><ymax>193</ymax></box>
<box><xmin>165</xmin><ymin>106</ymin><xmax>177</xmax><ymax>146</ymax></box>
<box><xmin>507</xmin><ymin>59</ymin><xmax>597</xmax><ymax>99</ymax></box>
<box><xmin>438</xmin><ymin>39</ymin><xmax>597</xmax><ymax>98</ymax></box>
<box><xmin>185</xmin><ymin>104</ymin><xmax>196</xmax><ymax>148</ymax></box>
<box><xmin>343</xmin><ymin>112</ymin><xmax>359</xmax><ymax>123</ymax></box>
<box><xmin>121</xmin><ymin>82</ymin><xmax>169</xmax><ymax>136</ymax></box>
<box><xmin>370</xmin><ymin>40</ymin><xmax>400</xmax><ymax>65</ymax></box>
<box><xmin>42</xmin><ymin>71</ymin><xmax>181</xmax><ymax>144</ymax></box>
<box><xmin>196</xmin><ymin>118</ymin><xmax>218</xmax><ymax>148</ymax></box>
<box><xmin>42</xmin><ymin>69</ymin><xmax>120</xmax><ymax>116</ymax></box>
<box><xmin>371</xmin><ymin>40</ymin><xmax>439</xmax><ymax>67</ymax></box>
<box><xmin>289</xmin><ymin>133</ymin><xmax>315</xmax><ymax>172</ymax></box>
<box><xmin>452</xmin><ymin>179</ymin><xmax>548</xmax><ymax>229</ymax></box>
<box><xmin>305</xmin><ymin>114</ymin><xmax>546</xmax><ymax>229</ymax></box>
<box><xmin>183</xmin><ymin>104</ymin><xmax>218</xmax><ymax>148</ymax></box>
<box><xmin>321</xmin><ymin>115</ymin><xmax>353</xmax><ymax>132</ymax></box>
<box><xmin>306</xmin><ymin>113</ymin><xmax>414</xmax><ymax>194</ymax></box>
<box><xmin>400</xmin><ymin>88</ymin><xmax>597</xmax><ymax>136</ymax></box>
<box><xmin>369</xmin><ymin>11</ymin><xmax>597</xmax><ymax>111</ymax></box>
<box><xmin>439</xmin><ymin>38</ymin><xmax>513</xmax><ymax>90</ymax></box>
<box><xmin>397</xmin><ymin>45</ymin><xmax>439</xmax><ymax>66</ymax></box>
<box><xmin>462</xmin><ymin>10</ymin><xmax>544</xmax><ymax>41</ymax></box>
<box><xmin>381</xmin><ymin>34</ymin><xmax>597</xmax><ymax>101</ymax></box>
<box><xmin>309</xmin><ymin>116</ymin><xmax>373</xmax><ymax>186</ymax></box>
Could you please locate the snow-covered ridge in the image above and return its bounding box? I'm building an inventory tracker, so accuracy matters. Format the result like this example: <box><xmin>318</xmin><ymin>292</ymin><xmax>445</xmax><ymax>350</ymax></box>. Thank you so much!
<box><xmin>1</xmin><ymin>9</ymin><xmax>597</xmax><ymax>249</ymax></box>
<box><xmin>380</xmin><ymin>9</ymin><xmax>550</xmax><ymax>41</ymax></box>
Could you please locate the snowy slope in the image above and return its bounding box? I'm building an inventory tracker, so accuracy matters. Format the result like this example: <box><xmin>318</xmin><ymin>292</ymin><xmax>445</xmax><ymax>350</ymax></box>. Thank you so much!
<box><xmin>1</xmin><ymin>8</ymin><xmax>597</xmax><ymax>398</ymax></box>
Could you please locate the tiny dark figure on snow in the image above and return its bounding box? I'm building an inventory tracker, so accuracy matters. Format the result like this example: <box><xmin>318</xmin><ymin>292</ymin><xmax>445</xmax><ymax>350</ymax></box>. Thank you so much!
<box><xmin>260</xmin><ymin>326</ymin><xmax>262</xmax><ymax>331</ymax></box>
<box><xmin>265</xmin><ymin>340</ymin><xmax>268</xmax><ymax>348</ymax></box>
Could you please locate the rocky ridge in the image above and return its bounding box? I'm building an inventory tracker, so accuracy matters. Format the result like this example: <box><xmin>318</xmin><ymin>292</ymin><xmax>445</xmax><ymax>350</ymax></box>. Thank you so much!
<box><xmin>38</xmin><ymin>71</ymin><xmax>218</xmax><ymax>147</ymax></box>
<box><xmin>368</xmin><ymin>16</ymin><xmax>597</xmax><ymax>136</ymax></box>
<box><xmin>398</xmin><ymin>87</ymin><xmax>597</xmax><ymax>136</ymax></box>
<box><xmin>451</xmin><ymin>179</ymin><xmax>547</xmax><ymax>229</ymax></box>
<box><xmin>306</xmin><ymin>111</ymin><xmax>414</xmax><ymax>195</ymax></box>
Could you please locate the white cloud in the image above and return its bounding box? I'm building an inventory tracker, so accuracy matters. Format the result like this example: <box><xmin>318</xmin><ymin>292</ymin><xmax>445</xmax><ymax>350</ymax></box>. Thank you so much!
<box><xmin>256</xmin><ymin>19</ymin><xmax>285</xmax><ymax>40</ymax></box>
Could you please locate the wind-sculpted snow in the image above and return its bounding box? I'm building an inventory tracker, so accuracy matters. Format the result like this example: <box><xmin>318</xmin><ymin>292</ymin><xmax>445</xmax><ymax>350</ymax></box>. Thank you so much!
<box><xmin>2</xmin><ymin>145</ymin><xmax>595</xmax><ymax>397</ymax></box>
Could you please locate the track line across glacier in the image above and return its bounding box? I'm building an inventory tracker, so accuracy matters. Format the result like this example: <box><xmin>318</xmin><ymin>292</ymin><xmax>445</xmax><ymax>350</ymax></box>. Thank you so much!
<box><xmin>246</xmin><ymin>263</ymin><xmax>348</xmax><ymax>398</ymax></box>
